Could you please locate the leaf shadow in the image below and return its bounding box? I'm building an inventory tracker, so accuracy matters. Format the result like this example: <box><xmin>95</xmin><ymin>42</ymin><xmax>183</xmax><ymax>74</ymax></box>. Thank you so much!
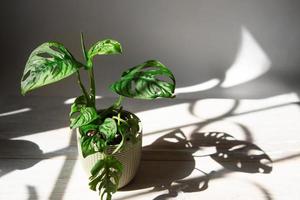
<box><xmin>191</xmin><ymin>132</ymin><xmax>272</xmax><ymax>174</ymax></box>
<box><xmin>119</xmin><ymin>128</ymin><xmax>272</xmax><ymax>200</ymax></box>
<box><xmin>0</xmin><ymin>139</ymin><xmax>43</xmax><ymax>178</ymax></box>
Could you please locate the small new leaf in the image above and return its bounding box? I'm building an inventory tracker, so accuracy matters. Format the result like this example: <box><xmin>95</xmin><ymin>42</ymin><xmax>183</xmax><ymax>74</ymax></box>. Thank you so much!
<box><xmin>99</xmin><ymin>118</ymin><xmax>117</xmax><ymax>142</ymax></box>
<box><xmin>87</xmin><ymin>39</ymin><xmax>122</xmax><ymax>67</ymax></box>
<box><xmin>21</xmin><ymin>42</ymin><xmax>80</xmax><ymax>95</ymax></box>
<box><xmin>110</xmin><ymin>60</ymin><xmax>176</xmax><ymax>99</ymax></box>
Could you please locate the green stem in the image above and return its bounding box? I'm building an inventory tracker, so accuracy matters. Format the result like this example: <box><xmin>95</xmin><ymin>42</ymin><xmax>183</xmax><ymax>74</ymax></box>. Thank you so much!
<box><xmin>112</xmin><ymin>115</ymin><xmax>127</xmax><ymax>125</ymax></box>
<box><xmin>89</xmin><ymin>66</ymin><xmax>96</xmax><ymax>107</ymax></box>
<box><xmin>113</xmin><ymin>96</ymin><xmax>124</xmax><ymax>108</ymax></box>
<box><xmin>81</xmin><ymin>32</ymin><xmax>96</xmax><ymax>108</ymax></box>
<box><xmin>80</xmin><ymin>32</ymin><xmax>88</xmax><ymax>63</ymax></box>
<box><xmin>76</xmin><ymin>70</ymin><xmax>90</xmax><ymax>103</ymax></box>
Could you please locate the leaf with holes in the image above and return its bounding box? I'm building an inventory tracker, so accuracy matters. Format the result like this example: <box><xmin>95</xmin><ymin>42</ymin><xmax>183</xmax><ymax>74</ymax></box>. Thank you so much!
<box><xmin>99</xmin><ymin>118</ymin><xmax>117</xmax><ymax>142</ymax></box>
<box><xmin>110</xmin><ymin>60</ymin><xmax>176</xmax><ymax>99</ymax></box>
<box><xmin>70</xmin><ymin>106</ymin><xmax>99</xmax><ymax>129</ymax></box>
<box><xmin>89</xmin><ymin>155</ymin><xmax>123</xmax><ymax>200</ymax></box>
<box><xmin>87</xmin><ymin>39</ymin><xmax>122</xmax><ymax>67</ymax></box>
<box><xmin>21</xmin><ymin>42</ymin><xmax>81</xmax><ymax>95</ymax></box>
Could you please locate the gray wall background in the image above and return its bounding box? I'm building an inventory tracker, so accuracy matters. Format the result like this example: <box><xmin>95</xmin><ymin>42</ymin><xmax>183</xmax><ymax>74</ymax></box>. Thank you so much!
<box><xmin>1</xmin><ymin>0</ymin><xmax>300</xmax><ymax>99</ymax></box>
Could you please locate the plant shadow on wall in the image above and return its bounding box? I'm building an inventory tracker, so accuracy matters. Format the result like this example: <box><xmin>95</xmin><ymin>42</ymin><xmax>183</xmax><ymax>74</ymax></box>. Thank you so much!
<box><xmin>121</xmin><ymin>129</ymin><xmax>272</xmax><ymax>200</ymax></box>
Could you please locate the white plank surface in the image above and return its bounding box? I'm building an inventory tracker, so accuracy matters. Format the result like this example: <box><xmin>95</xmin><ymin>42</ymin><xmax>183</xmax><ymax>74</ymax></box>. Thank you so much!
<box><xmin>0</xmin><ymin>95</ymin><xmax>300</xmax><ymax>200</ymax></box>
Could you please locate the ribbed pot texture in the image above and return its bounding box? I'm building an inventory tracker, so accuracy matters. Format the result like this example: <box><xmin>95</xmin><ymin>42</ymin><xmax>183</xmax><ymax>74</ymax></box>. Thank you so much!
<box><xmin>76</xmin><ymin>129</ymin><xmax>142</xmax><ymax>189</ymax></box>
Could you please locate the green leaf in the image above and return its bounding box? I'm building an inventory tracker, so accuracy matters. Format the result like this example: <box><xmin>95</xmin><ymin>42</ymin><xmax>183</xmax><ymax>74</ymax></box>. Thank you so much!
<box><xmin>80</xmin><ymin>135</ymin><xmax>96</xmax><ymax>158</ymax></box>
<box><xmin>79</xmin><ymin>123</ymin><xmax>99</xmax><ymax>135</ymax></box>
<box><xmin>70</xmin><ymin>106</ymin><xmax>99</xmax><ymax>129</ymax></box>
<box><xmin>87</xmin><ymin>39</ymin><xmax>122</xmax><ymax>67</ymax></box>
<box><xmin>69</xmin><ymin>95</ymin><xmax>87</xmax><ymax>117</ymax></box>
<box><xmin>80</xmin><ymin>134</ymin><xmax>106</xmax><ymax>158</ymax></box>
<box><xmin>99</xmin><ymin>118</ymin><xmax>117</xmax><ymax>142</ymax></box>
<box><xmin>21</xmin><ymin>42</ymin><xmax>80</xmax><ymax>95</ymax></box>
<box><xmin>110</xmin><ymin>60</ymin><xmax>176</xmax><ymax>99</ymax></box>
<box><xmin>127</xmin><ymin>118</ymin><xmax>140</xmax><ymax>143</ymax></box>
<box><xmin>89</xmin><ymin>155</ymin><xmax>123</xmax><ymax>200</ymax></box>
<box><xmin>90</xmin><ymin>159</ymin><xmax>105</xmax><ymax>176</ymax></box>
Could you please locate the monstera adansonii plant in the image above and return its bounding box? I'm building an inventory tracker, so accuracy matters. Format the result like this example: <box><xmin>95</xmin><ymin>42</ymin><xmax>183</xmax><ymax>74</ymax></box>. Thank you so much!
<box><xmin>20</xmin><ymin>34</ymin><xmax>176</xmax><ymax>200</ymax></box>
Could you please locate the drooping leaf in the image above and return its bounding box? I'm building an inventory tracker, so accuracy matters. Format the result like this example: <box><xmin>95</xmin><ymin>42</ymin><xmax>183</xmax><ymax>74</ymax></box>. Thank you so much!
<box><xmin>110</xmin><ymin>60</ymin><xmax>176</xmax><ymax>99</ymax></box>
<box><xmin>89</xmin><ymin>155</ymin><xmax>123</xmax><ymax>200</ymax></box>
<box><xmin>70</xmin><ymin>106</ymin><xmax>99</xmax><ymax>129</ymax></box>
<box><xmin>99</xmin><ymin>118</ymin><xmax>117</xmax><ymax>142</ymax></box>
<box><xmin>87</xmin><ymin>39</ymin><xmax>122</xmax><ymax>67</ymax></box>
<box><xmin>90</xmin><ymin>158</ymin><xmax>105</xmax><ymax>176</ymax></box>
<box><xmin>21</xmin><ymin>42</ymin><xmax>80</xmax><ymax>95</ymax></box>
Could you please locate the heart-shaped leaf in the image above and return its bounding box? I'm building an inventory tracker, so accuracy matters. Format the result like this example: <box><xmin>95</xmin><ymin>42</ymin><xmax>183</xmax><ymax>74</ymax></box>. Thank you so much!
<box><xmin>99</xmin><ymin>118</ymin><xmax>117</xmax><ymax>142</ymax></box>
<box><xmin>110</xmin><ymin>60</ymin><xmax>176</xmax><ymax>99</ymax></box>
<box><xmin>21</xmin><ymin>42</ymin><xmax>80</xmax><ymax>95</ymax></box>
<box><xmin>70</xmin><ymin>106</ymin><xmax>99</xmax><ymax>129</ymax></box>
<box><xmin>87</xmin><ymin>39</ymin><xmax>122</xmax><ymax>67</ymax></box>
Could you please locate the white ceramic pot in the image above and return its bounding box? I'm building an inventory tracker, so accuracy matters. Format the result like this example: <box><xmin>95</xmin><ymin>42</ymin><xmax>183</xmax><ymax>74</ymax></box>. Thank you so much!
<box><xmin>76</xmin><ymin>118</ymin><xmax>142</xmax><ymax>188</ymax></box>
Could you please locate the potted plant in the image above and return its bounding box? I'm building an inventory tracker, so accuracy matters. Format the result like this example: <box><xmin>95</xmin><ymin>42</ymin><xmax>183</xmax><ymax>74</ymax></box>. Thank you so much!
<box><xmin>20</xmin><ymin>33</ymin><xmax>176</xmax><ymax>200</ymax></box>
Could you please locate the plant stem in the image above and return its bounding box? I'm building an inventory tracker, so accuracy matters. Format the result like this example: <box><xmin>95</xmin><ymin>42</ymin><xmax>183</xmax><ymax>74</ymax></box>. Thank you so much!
<box><xmin>81</xmin><ymin>32</ymin><xmax>96</xmax><ymax>108</ymax></box>
<box><xmin>113</xmin><ymin>96</ymin><xmax>124</xmax><ymax>108</ymax></box>
<box><xmin>112</xmin><ymin>115</ymin><xmax>127</xmax><ymax>125</ymax></box>
<box><xmin>76</xmin><ymin>70</ymin><xmax>90</xmax><ymax>103</ymax></box>
<box><xmin>88</xmin><ymin>66</ymin><xmax>96</xmax><ymax>107</ymax></box>
<box><xmin>80</xmin><ymin>32</ymin><xmax>88</xmax><ymax>63</ymax></box>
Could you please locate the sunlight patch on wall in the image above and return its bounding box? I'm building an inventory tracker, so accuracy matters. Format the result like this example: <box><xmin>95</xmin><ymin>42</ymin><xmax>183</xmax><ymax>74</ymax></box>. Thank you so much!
<box><xmin>12</xmin><ymin>127</ymin><xmax>71</xmax><ymax>154</ymax></box>
<box><xmin>192</xmin><ymin>99</ymin><xmax>237</xmax><ymax>120</ymax></box>
<box><xmin>175</xmin><ymin>78</ymin><xmax>220</xmax><ymax>95</ymax></box>
<box><xmin>136</xmin><ymin>102</ymin><xmax>203</xmax><ymax>137</ymax></box>
<box><xmin>221</xmin><ymin>26</ymin><xmax>271</xmax><ymax>88</ymax></box>
<box><xmin>137</xmin><ymin>92</ymin><xmax>299</xmax><ymax>139</ymax></box>
<box><xmin>192</xmin><ymin>93</ymin><xmax>299</xmax><ymax>120</ymax></box>
<box><xmin>0</xmin><ymin>108</ymin><xmax>31</xmax><ymax>117</ymax></box>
